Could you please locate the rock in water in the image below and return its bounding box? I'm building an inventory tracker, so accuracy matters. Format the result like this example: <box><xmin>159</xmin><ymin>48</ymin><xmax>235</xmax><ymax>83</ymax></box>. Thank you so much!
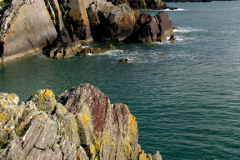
<box><xmin>169</xmin><ymin>34</ymin><xmax>176</xmax><ymax>41</ymax></box>
<box><xmin>125</xmin><ymin>11</ymin><xmax>173</xmax><ymax>43</ymax></box>
<box><xmin>0</xmin><ymin>84</ymin><xmax>163</xmax><ymax>159</ymax></box>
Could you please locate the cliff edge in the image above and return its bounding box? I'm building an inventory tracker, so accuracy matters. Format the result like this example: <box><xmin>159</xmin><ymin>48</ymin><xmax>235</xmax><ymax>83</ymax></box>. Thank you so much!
<box><xmin>0</xmin><ymin>84</ymin><xmax>162</xmax><ymax>160</ymax></box>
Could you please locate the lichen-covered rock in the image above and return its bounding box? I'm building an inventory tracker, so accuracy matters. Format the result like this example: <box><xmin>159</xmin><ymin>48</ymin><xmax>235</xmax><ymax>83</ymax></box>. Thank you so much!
<box><xmin>0</xmin><ymin>84</ymin><xmax>162</xmax><ymax>160</ymax></box>
<box><xmin>56</xmin><ymin>84</ymin><xmax>140</xmax><ymax>160</ymax></box>
<box><xmin>30</xmin><ymin>89</ymin><xmax>57</xmax><ymax>114</ymax></box>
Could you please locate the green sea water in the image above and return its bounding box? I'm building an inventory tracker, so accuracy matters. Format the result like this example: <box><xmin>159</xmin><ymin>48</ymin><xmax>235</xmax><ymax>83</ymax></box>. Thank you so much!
<box><xmin>1</xmin><ymin>1</ymin><xmax>240</xmax><ymax>159</ymax></box>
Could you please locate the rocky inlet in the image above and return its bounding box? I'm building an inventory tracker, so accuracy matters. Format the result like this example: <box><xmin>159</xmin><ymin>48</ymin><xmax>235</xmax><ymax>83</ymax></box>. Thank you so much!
<box><xmin>0</xmin><ymin>84</ymin><xmax>162</xmax><ymax>160</ymax></box>
<box><xmin>0</xmin><ymin>0</ymin><xmax>176</xmax><ymax>64</ymax></box>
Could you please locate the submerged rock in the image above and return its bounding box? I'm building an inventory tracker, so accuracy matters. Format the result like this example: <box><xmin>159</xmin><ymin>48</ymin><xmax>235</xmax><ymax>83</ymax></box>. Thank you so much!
<box><xmin>119</xmin><ymin>58</ymin><xmax>129</xmax><ymax>62</ymax></box>
<box><xmin>0</xmin><ymin>84</ymin><xmax>162</xmax><ymax>159</ymax></box>
<box><xmin>76</xmin><ymin>44</ymin><xmax>115</xmax><ymax>56</ymax></box>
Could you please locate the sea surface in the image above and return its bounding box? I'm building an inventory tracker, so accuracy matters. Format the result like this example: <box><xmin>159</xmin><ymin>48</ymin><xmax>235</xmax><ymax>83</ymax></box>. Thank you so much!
<box><xmin>1</xmin><ymin>1</ymin><xmax>240</xmax><ymax>159</ymax></box>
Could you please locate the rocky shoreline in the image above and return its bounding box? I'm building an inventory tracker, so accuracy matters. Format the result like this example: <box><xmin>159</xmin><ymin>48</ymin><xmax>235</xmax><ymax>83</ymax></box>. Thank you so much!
<box><xmin>0</xmin><ymin>0</ymin><xmax>176</xmax><ymax>64</ymax></box>
<box><xmin>0</xmin><ymin>84</ymin><xmax>162</xmax><ymax>160</ymax></box>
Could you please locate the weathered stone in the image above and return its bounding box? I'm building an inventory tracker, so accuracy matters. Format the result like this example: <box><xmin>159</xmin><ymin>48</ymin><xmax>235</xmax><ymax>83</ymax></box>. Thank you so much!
<box><xmin>87</xmin><ymin>3</ymin><xmax>138</xmax><ymax>42</ymax></box>
<box><xmin>125</xmin><ymin>11</ymin><xmax>173</xmax><ymax>43</ymax></box>
<box><xmin>46</xmin><ymin>27</ymin><xmax>82</xmax><ymax>59</ymax></box>
<box><xmin>0</xmin><ymin>0</ymin><xmax>58</xmax><ymax>64</ymax></box>
<box><xmin>58</xmin><ymin>0</ymin><xmax>93</xmax><ymax>43</ymax></box>
<box><xmin>56</xmin><ymin>84</ymin><xmax>140</xmax><ymax>160</ymax></box>
<box><xmin>30</xmin><ymin>89</ymin><xmax>56</xmax><ymax>114</ymax></box>
<box><xmin>152</xmin><ymin>151</ymin><xmax>162</xmax><ymax>160</ymax></box>
<box><xmin>34</xmin><ymin>118</ymin><xmax>57</xmax><ymax>150</ymax></box>
<box><xmin>0</xmin><ymin>84</ymin><xmax>162</xmax><ymax>160</ymax></box>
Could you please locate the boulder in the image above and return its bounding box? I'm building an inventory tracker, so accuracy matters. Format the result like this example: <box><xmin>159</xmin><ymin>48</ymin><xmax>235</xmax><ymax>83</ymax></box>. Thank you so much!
<box><xmin>87</xmin><ymin>3</ymin><xmax>138</xmax><ymax>42</ymax></box>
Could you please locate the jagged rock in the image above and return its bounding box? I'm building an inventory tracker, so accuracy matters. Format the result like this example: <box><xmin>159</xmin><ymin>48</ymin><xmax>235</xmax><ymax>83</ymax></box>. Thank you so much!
<box><xmin>58</xmin><ymin>0</ymin><xmax>93</xmax><ymax>43</ymax></box>
<box><xmin>169</xmin><ymin>34</ymin><xmax>176</xmax><ymax>41</ymax></box>
<box><xmin>125</xmin><ymin>11</ymin><xmax>173</xmax><ymax>43</ymax></box>
<box><xmin>0</xmin><ymin>0</ymin><xmax>175</xmax><ymax>63</ymax></box>
<box><xmin>56</xmin><ymin>84</ymin><xmax>140</xmax><ymax>159</ymax></box>
<box><xmin>0</xmin><ymin>0</ymin><xmax>58</xmax><ymax>64</ymax></box>
<box><xmin>87</xmin><ymin>3</ymin><xmax>138</xmax><ymax>42</ymax></box>
<box><xmin>45</xmin><ymin>28</ymin><xmax>82</xmax><ymax>59</ymax></box>
<box><xmin>0</xmin><ymin>84</ymin><xmax>163</xmax><ymax>160</ymax></box>
<box><xmin>87</xmin><ymin>2</ymin><xmax>173</xmax><ymax>43</ymax></box>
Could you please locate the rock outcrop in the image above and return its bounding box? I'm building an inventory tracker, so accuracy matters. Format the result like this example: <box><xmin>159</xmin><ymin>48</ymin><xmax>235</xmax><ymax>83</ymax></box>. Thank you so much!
<box><xmin>124</xmin><ymin>11</ymin><xmax>174</xmax><ymax>43</ymax></box>
<box><xmin>87</xmin><ymin>3</ymin><xmax>174</xmax><ymax>43</ymax></box>
<box><xmin>0</xmin><ymin>84</ymin><xmax>162</xmax><ymax>160</ymax></box>
<box><xmin>0</xmin><ymin>0</ymin><xmax>175</xmax><ymax>64</ymax></box>
<box><xmin>0</xmin><ymin>0</ymin><xmax>58</xmax><ymax>64</ymax></box>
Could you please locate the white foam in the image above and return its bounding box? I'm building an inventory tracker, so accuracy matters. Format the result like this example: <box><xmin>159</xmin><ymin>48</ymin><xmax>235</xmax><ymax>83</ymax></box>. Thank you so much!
<box><xmin>162</xmin><ymin>8</ymin><xmax>189</xmax><ymax>12</ymax></box>
<box><xmin>174</xmin><ymin>27</ymin><xmax>207</xmax><ymax>33</ymax></box>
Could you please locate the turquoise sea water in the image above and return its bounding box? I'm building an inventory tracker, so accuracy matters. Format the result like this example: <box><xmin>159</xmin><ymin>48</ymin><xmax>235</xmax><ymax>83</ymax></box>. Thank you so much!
<box><xmin>1</xmin><ymin>1</ymin><xmax>240</xmax><ymax>159</ymax></box>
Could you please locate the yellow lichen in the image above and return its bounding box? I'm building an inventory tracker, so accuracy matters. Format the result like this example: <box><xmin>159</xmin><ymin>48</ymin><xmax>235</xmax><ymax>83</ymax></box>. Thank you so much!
<box><xmin>0</xmin><ymin>113</ymin><xmax>8</xmax><ymax>120</ymax></box>
<box><xmin>78</xmin><ymin>113</ymin><xmax>89</xmax><ymax>130</ymax></box>
<box><xmin>128</xmin><ymin>114</ymin><xmax>137</xmax><ymax>140</ymax></box>
<box><xmin>139</xmin><ymin>151</ymin><xmax>148</xmax><ymax>160</ymax></box>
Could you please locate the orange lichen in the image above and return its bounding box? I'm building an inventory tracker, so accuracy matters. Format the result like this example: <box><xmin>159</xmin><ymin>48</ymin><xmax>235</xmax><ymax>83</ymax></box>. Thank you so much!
<box><xmin>43</xmin><ymin>89</ymin><xmax>54</xmax><ymax>98</ymax></box>
<box><xmin>0</xmin><ymin>113</ymin><xmax>8</xmax><ymax>120</ymax></box>
<box><xmin>78</xmin><ymin>113</ymin><xmax>89</xmax><ymax>130</ymax></box>
<box><xmin>128</xmin><ymin>114</ymin><xmax>137</xmax><ymax>140</ymax></box>
<box><xmin>139</xmin><ymin>151</ymin><xmax>147</xmax><ymax>160</ymax></box>
<box><xmin>8</xmin><ymin>94</ymin><xmax>15</xmax><ymax>99</ymax></box>
<box><xmin>0</xmin><ymin>99</ymin><xmax>6</xmax><ymax>105</ymax></box>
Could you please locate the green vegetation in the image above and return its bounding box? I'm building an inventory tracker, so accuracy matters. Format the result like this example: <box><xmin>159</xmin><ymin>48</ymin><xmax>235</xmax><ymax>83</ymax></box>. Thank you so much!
<box><xmin>0</xmin><ymin>0</ymin><xmax>9</xmax><ymax>7</ymax></box>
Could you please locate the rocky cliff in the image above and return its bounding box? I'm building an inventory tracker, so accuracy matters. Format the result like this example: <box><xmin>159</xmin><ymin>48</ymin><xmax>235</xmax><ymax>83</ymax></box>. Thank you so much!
<box><xmin>0</xmin><ymin>0</ymin><xmax>175</xmax><ymax>64</ymax></box>
<box><xmin>0</xmin><ymin>84</ymin><xmax>162</xmax><ymax>160</ymax></box>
